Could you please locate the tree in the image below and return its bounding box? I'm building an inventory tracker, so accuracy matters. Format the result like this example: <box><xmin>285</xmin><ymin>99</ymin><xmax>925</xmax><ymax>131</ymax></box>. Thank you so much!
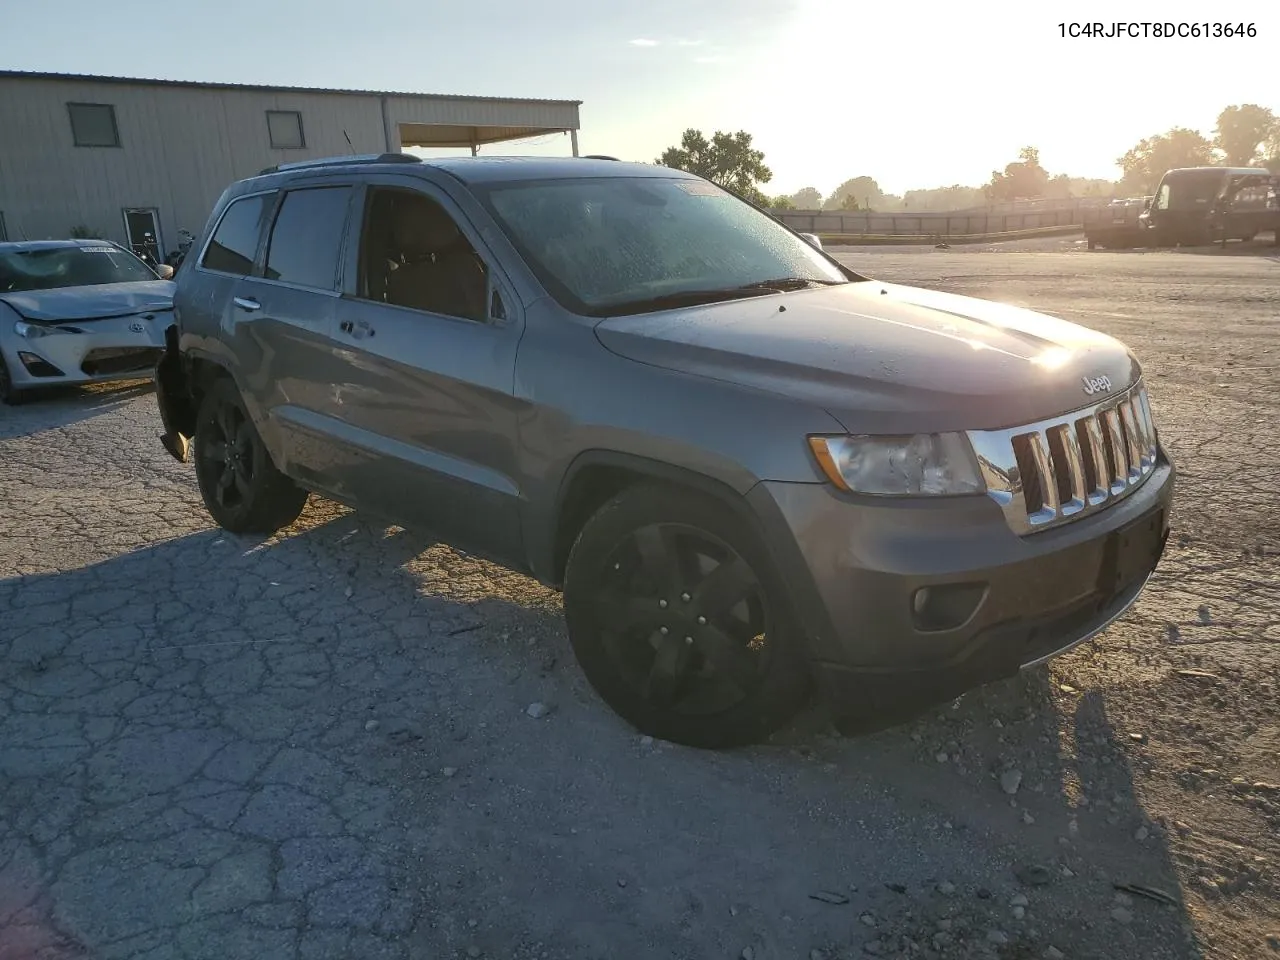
<box><xmin>1213</xmin><ymin>104</ymin><xmax>1278</xmax><ymax>166</ymax></box>
<box><xmin>655</xmin><ymin>128</ymin><xmax>773</xmax><ymax>205</ymax></box>
<box><xmin>789</xmin><ymin>187</ymin><xmax>823</xmax><ymax>209</ymax></box>
<box><xmin>768</xmin><ymin>195</ymin><xmax>796</xmax><ymax>210</ymax></box>
<box><xmin>1115</xmin><ymin>128</ymin><xmax>1216</xmax><ymax>194</ymax></box>
<box><xmin>984</xmin><ymin>147</ymin><xmax>1051</xmax><ymax>201</ymax></box>
<box><xmin>824</xmin><ymin>176</ymin><xmax>885</xmax><ymax>211</ymax></box>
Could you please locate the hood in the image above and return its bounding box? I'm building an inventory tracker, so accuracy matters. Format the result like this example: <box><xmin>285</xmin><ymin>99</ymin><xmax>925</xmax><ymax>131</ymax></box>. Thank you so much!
<box><xmin>593</xmin><ymin>280</ymin><xmax>1142</xmax><ymax>433</ymax></box>
<box><xmin>0</xmin><ymin>280</ymin><xmax>175</xmax><ymax>324</ymax></box>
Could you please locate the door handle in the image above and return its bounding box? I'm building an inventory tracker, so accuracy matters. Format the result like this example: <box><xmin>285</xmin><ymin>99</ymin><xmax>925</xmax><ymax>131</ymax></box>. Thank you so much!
<box><xmin>233</xmin><ymin>297</ymin><xmax>261</xmax><ymax>312</ymax></box>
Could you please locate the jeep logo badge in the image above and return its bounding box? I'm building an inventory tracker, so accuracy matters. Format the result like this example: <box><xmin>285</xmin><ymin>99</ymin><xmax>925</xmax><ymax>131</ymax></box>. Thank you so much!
<box><xmin>1082</xmin><ymin>374</ymin><xmax>1113</xmax><ymax>395</ymax></box>
<box><xmin>129</xmin><ymin>322</ymin><xmax>146</xmax><ymax>333</ymax></box>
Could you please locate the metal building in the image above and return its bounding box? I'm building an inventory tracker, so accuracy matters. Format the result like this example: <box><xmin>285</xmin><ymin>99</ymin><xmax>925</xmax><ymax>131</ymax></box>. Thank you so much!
<box><xmin>0</xmin><ymin>71</ymin><xmax>582</xmax><ymax>259</ymax></box>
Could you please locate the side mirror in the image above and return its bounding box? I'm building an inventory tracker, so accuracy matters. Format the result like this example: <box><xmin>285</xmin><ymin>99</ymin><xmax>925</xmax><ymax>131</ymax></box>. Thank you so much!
<box><xmin>800</xmin><ymin>232</ymin><xmax>824</xmax><ymax>250</ymax></box>
<box><xmin>155</xmin><ymin>263</ymin><xmax>175</xmax><ymax>280</ymax></box>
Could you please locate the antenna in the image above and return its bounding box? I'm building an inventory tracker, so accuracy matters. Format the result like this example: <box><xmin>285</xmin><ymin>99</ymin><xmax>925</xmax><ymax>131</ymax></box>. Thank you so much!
<box><xmin>343</xmin><ymin>131</ymin><xmax>355</xmax><ymax>155</ymax></box>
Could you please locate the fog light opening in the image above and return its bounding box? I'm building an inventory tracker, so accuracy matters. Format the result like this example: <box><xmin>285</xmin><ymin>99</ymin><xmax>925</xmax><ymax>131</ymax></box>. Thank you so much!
<box><xmin>911</xmin><ymin>582</ymin><xmax>988</xmax><ymax>633</ymax></box>
<box><xmin>17</xmin><ymin>352</ymin><xmax>65</xmax><ymax>378</ymax></box>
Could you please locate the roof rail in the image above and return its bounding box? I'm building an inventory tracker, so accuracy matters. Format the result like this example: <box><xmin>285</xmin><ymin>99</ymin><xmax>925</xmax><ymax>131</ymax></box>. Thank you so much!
<box><xmin>256</xmin><ymin>152</ymin><xmax>421</xmax><ymax>176</ymax></box>
<box><xmin>582</xmin><ymin>154</ymin><xmax>620</xmax><ymax>161</ymax></box>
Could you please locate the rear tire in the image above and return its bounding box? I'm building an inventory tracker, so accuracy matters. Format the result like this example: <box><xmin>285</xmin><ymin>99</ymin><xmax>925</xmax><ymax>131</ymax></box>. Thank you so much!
<box><xmin>192</xmin><ymin>377</ymin><xmax>308</xmax><ymax>534</ymax></box>
<box><xmin>0</xmin><ymin>355</ymin><xmax>25</xmax><ymax>406</ymax></box>
<box><xmin>563</xmin><ymin>483</ymin><xmax>812</xmax><ymax>749</ymax></box>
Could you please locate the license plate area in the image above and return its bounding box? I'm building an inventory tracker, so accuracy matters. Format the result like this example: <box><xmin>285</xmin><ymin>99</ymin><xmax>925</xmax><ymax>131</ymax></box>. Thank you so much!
<box><xmin>1098</xmin><ymin>508</ymin><xmax>1165</xmax><ymax>594</ymax></box>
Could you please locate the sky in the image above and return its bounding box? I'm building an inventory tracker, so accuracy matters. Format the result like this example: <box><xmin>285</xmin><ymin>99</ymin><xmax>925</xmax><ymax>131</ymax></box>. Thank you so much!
<box><xmin>6</xmin><ymin>0</ymin><xmax>1276</xmax><ymax>198</ymax></box>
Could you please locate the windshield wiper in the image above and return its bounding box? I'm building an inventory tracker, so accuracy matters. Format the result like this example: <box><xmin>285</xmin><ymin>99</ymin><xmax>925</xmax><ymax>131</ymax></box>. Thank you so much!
<box><xmin>736</xmin><ymin>277</ymin><xmax>844</xmax><ymax>292</ymax></box>
<box><xmin>599</xmin><ymin>287</ymin><xmax>776</xmax><ymax>315</ymax></box>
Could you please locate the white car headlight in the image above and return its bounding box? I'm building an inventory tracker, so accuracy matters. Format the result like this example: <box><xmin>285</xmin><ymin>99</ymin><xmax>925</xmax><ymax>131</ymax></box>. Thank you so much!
<box><xmin>14</xmin><ymin>321</ymin><xmax>72</xmax><ymax>339</ymax></box>
<box><xmin>808</xmin><ymin>433</ymin><xmax>986</xmax><ymax>496</ymax></box>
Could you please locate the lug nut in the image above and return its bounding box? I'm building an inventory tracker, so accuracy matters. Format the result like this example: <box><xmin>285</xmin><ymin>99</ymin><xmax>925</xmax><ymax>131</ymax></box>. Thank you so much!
<box><xmin>660</xmin><ymin>626</ymin><xmax>669</xmax><ymax>635</ymax></box>
<box><xmin>684</xmin><ymin>636</ymin><xmax>693</xmax><ymax>645</ymax></box>
<box><xmin>697</xmin><ymin>615</ymin><xmax>707</xmax><ymax>625</ymax></box>
<box><xmin>681</xmin><ymin>592</ymin><xmax>691</xmax><ymax>602</ymax></box>
<box><xmin>659</xmin><ymin>599</ymin><xmax>668</xmax><ymax>609</ymax></box>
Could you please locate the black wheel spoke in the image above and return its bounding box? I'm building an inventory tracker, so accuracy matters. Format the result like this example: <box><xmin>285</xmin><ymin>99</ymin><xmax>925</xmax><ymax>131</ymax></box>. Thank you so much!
<box><xmin>697</xmin><ymin>625</ymin><xmax>760</xmax><ymax>694</ymax></box>
<box><xmin>214</xmin><ymin>467</ymin><xmax>235</xmax><ymax>506</ymax></box>
<box><xmin>217</xmin><ymin>403</ymin><xmax>238</xmax><ymax>442</ymax></box>
<box><xmin>231</xmin><ymin>465</ymin><xmax>252</xmax><ymax>500</ymax></box>
<box><xmin>692</xmin><ymin>556</ymin><xmax>756</xmax><ymax>620</ymax></box>
<box><xmin>200</xmin><ymin>439</ymin><xmax>227</xmax><ymax>462</ymax></box>
<box><xmin>595</xmin><ymin>588</ymin><xmax>665</xmax><ymax>638</ymax></box>
<box><xmin>644</xmin><ymin>634</ymin><xmax>691</xmax><ymax>705</ymax></box>
<box><xmin>632</xmin><ymin>525</ymin><xmax>680</xmax><ymax>595</ymax></box>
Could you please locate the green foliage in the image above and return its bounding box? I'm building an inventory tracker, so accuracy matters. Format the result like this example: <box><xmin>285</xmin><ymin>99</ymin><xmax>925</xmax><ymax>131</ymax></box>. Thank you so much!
<box><xmin>768</xmin><ymin>195</ymin><xmax>796</xmax><ymax>210</ymax></box>
<box><xmin>1115</xmin><ymin>128</ymin><xmax>1216</xmax><ymax>194</ymax></box>
<box><xmin>655</xmin><ymin>128</ymin><xmax>773</xmax><ymax>205</ymax></box>
<box><xmin>788</xmin><ymin>187</ymin><xmax>824</xmax><ymax>210</ymax></box>
<box><xmin>824</xmin><ymin>176</ymin><xmax>884</xmax><ymax>211</ymax></box>
<box><xmin>984</xmin><ymin>147</ymin><xmax>1051</xmax><ymax>202</ymax></box>
<box><xmin>1213</xmin><ymin>104</ymin><xmax>1278</xmax><ymax>166</ymax></box>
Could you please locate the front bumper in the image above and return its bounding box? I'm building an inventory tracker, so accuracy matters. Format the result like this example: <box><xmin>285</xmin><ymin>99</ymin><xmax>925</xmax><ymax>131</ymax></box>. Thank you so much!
<box><xmin>748</xmin><ymin>448</ymin><xmax>1174</xmax><ymax>725</ymax></box>
<box><xmin>1</xmin><ymin>312</ymin><xmax>169</xmax><ymax>387</ymax></box>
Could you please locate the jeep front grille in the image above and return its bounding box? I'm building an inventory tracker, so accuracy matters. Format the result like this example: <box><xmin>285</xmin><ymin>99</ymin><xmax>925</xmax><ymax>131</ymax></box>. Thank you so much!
<box><xmin>967</xmin><ymin>381</ymin><xmax>1159</xmax><ymax>535</ymax></box>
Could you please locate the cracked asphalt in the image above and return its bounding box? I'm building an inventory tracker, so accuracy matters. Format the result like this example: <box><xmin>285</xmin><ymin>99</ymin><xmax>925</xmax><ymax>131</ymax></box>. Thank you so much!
<box><xmin>2</xmin><ymin>238</ymin><xmax>1278</xmax><ymax>960</ymax></box>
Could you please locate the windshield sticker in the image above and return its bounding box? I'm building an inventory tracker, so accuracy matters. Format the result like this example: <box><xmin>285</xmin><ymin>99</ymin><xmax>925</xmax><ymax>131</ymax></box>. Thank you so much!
<box><xmin>675</xmin><ymin>181</ymin><xmax>723</xmax><ymax>196</ymax></box>
<box><xmin>81</xmin><ymin>246</ymin><xmax>119</xmax><ymax>254</ymax></box>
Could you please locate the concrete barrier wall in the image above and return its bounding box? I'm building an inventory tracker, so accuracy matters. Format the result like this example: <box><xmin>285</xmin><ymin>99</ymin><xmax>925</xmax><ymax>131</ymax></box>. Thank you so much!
<box><xmin>774</xmin><ymin>198</ymin><xmax>1106</xmax><ymax>237</ymax></box>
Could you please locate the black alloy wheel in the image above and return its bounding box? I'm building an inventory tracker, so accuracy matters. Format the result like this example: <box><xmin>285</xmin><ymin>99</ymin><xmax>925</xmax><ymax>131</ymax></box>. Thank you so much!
<box><xmin>192</xmin><ymin>377</ymin><xmax>308</xmax><ymax>534</ymax></box>
<box><xmin>563</xmin><ymin>484</ymin><xmax>811</xmax><ymax>749</ymax></box>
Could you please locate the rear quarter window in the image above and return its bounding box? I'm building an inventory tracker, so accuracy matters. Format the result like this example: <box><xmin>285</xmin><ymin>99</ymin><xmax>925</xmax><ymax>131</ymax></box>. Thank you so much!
<box><xmin>263</xmin><ymin>186</ymin><xmax>352</xmax><ymax>290</ymax></box>
<box><xmin>201</xmin><ymin>194</ymin><xmax>269</xmax><ymax>275</ymax></box>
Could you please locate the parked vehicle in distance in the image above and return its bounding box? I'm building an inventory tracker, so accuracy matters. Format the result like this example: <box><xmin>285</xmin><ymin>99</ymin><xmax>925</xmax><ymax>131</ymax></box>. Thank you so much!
<box><xmin>1138</xmin><ymin>166</ymin><xmax>1280</xmax><ymax>247</ymax></box>
<box><xmin>154</xmin><ymin>154</ymin><xmax>1174</xmax><ymax>749</ymax></box>
<box><xmin>0</xmin><ymin>239</ymin><xmax>175</xmax><ymax>404</ymax></box>
<box><xmin>1083</xmin><ymin>196</ymin><xmax>1151</xmax><ymax>249</ymax></box>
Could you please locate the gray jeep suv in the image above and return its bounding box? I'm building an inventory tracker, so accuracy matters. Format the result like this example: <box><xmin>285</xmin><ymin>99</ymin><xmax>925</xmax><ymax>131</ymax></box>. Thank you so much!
<box><xmin>154</xmin><ymin>153</ymin><xmax>1174</xmax><ymax>749</ymax></box>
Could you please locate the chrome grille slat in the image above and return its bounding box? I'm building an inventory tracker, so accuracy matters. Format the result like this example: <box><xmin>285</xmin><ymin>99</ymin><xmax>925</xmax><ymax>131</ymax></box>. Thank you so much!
<box><xmin>967</xmin><ymin>381</ymin><xmax>1160</xmax><ymax>536</ymax></box>
<box><xmin>1081</xmin><ymin>415</ymin><xmax>1109</xmax><ymax>505</ymax></box>
<box><xmin>1054</xmin><ymin>423</ymin><xmax>1087</xmax><ymax>517</ymax></box>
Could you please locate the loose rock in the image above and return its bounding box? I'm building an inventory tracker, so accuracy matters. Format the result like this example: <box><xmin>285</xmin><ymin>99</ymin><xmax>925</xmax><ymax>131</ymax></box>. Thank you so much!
<box><xmin>1135</xmin><ymin>825</ymin><xmax>1150</xmax><ymax>841</ymax></box>
<box><xmin>1111</xmin><ymin>906</ymin><xmax>1134</xmax><ymax>924</ymax></box>
<box><xmin>741</xmin><ymin>948</ymin><xmax>755</xmax><ymax>960</ymax></box>
<box><xmin>364</xmin><ymin>720</ymin><xmax>380</xmax><ymax>732</ymax></box>
<box><xmin>860</xmin><ymin>912</ymin><xmax>877</xmax><ymax>928</ymax></box>
<box><xmin>1010</xmin><ymin>894</ymin><xmax>1029</xmax><ymax>907</ymax></box>
<box><xmin>1045</xmin><ymin>948</ymin><xmax>1065</xmax><ymax>960</ymax></box>
<box><xmin>987</xmin><ymin>929</ymin><xmax>1010</xmax><ymax>945</ymax></box>
<box><xmin>936</xmin><ymin>881</ymin><xmax>956</xmax><ymax>896</ymax></box>
<box><xmin>1001</xmin><ymin>769</ymin><xmax>1023</xmax><ymax>795</ymax></box>
<box><xmin>526</xmin><ymin>702</ymin><xmax>549</xmax><ymax>719</ymax></box>
<box><xmin>443</xmin><ymin>767</ymin><xmax>458</xmax><ymax>778</ymax></box>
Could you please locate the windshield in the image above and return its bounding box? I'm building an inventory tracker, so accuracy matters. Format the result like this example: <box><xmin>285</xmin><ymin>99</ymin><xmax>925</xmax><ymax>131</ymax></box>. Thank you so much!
<box><xmin>1154</xmin><ymin>172</ymin><xmax>1224</xmax><ymax>210</ymax></box>
<box><xmin>477</xmin><ymin>176</ymin><xmax>858</xmax><ymax>315</ymax></box>
<box><xmin>0</xmin><ymin>245</ymin><xmax>159</xmax><ymax>293</ymax></box>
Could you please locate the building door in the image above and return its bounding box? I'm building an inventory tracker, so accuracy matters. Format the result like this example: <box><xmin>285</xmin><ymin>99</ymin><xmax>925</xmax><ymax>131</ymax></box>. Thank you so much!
<box><xmin>123</xmin><ymin>208</ymin><xmax>163</xmax><ymax>263</ymax></box>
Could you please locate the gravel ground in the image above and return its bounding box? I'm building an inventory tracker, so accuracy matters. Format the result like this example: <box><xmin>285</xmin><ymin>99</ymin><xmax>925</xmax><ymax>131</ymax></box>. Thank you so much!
<box><xmin>1</xmin><ymin>237</ymin><xmax>1278</xmax><ymax>960</ymax></box>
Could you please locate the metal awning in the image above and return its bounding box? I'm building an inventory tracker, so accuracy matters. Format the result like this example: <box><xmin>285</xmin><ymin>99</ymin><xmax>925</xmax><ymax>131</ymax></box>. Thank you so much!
<box><xmin>398</xmin><ymin>122</ymin><xmax>573</xmax><ymax>150</ymax></box>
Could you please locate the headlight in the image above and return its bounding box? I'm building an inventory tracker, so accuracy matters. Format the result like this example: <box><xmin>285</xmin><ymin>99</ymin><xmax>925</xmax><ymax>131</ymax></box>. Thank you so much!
<box><xmin>807</xmin><ymin>433</ymin><xmax>986</xmax><ymax>496</ymax></box>
<box><xmin>13</xmin><ymin>321</ymin><xmax>70</xmax><ymax>339</ymax></box>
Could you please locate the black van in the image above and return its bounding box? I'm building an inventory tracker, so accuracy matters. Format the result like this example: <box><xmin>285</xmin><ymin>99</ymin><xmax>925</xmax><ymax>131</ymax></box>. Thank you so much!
<box><xmin>1138</xmin><ymin>166</ymin><xmax>1279</xmax><ymax>247</ymax></box>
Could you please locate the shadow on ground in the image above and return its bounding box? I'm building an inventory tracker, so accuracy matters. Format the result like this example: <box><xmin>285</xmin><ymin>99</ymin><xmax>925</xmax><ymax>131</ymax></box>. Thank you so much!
<box><xmin>0</xmin><ymin>385</ymin><xmax>1211</xmax><ymax>960</ymax></box>
<box><xmin>0</xmin><ymin>379</ymin><xmax>154</xmax><ymax>441</ymax></box>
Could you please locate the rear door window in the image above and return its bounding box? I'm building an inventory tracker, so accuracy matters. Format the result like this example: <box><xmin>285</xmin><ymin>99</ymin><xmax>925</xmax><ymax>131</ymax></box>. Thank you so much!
<box><xmin>201</xmin><ymin>194</ymin><xmax>269</xmax><ymax>275</ymax></box>
<box><xmin>263</xmin><ymin>186</ymin><xmax>352</xmax><ymax>291</ymax></box>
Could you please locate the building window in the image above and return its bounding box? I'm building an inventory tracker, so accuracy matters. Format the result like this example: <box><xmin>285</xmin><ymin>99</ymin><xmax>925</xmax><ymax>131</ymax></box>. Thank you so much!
<box><xmin>266</xmin><ymin>110</ymin><xmax>305</xmax><ymax>149</ymax></box>
<box><xmin>67</xmin><ymin>102</ymin><xmax>121</xmax><ymax>147</ymax></box>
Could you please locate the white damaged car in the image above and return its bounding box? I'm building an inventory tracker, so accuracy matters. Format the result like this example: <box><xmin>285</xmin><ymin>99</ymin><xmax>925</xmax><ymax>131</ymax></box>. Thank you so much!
<box><xmin>0</xmin><ymin>239</ymin><xmax>175</xmax><ymax>405</ymax></box>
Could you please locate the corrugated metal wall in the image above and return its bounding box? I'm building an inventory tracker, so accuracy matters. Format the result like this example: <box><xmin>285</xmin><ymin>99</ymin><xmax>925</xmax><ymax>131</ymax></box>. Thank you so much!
<box><xmin>0</xmin><ymin>77</ymin><xmax>578</xmax><ymax>254</ymax></box>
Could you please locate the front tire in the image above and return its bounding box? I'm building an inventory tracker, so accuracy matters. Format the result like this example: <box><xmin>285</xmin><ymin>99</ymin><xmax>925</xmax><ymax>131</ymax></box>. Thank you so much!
<box><xmin>0</xmin><ymin>354</ymin><xmax>26</xmax><ymax>406</ymax></box>
<box><xmin>192</xmin><ymin>377</ymin><xmax>308</xmax><ymax>534</ymax></box>
<box><xmin>563</xmin><ymin>484</ymin><xmax>812</xmax><ymax>749</ymax></box>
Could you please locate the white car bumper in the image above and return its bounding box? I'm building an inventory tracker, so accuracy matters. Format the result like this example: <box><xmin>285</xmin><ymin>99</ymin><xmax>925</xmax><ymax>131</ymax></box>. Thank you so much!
<box><xmin>1</xmin><ymin>310</ymin><xmax>170</xmax><ymax>388</ymax></box>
